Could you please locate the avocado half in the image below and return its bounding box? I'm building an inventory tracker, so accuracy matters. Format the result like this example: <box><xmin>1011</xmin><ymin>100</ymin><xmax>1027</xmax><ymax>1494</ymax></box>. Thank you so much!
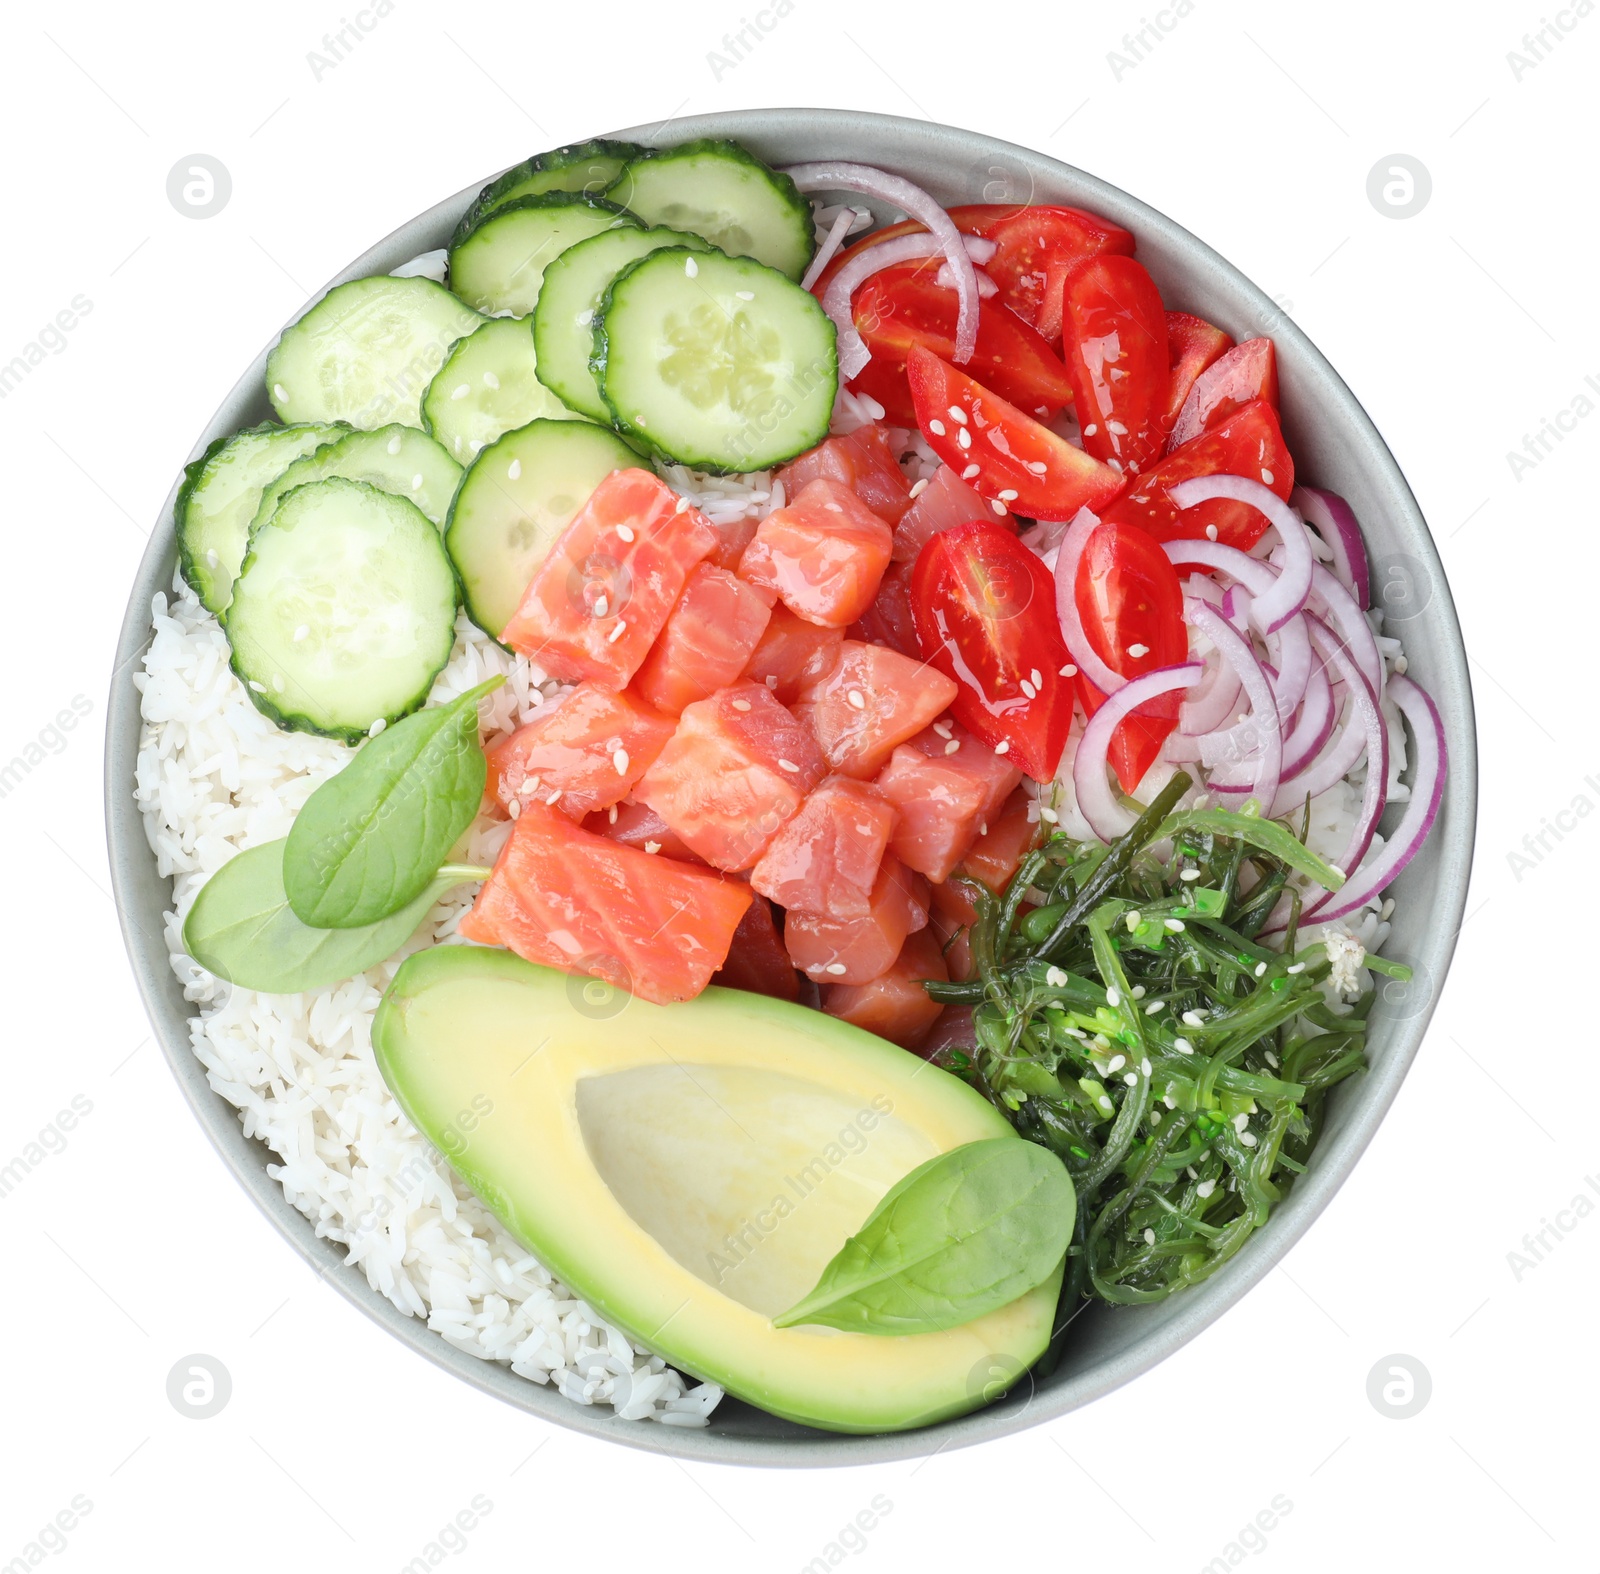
<box><xmin>372</xmin><ymin>946</ymin><xmax>1059</xmax><ymax>1434</ymax></box>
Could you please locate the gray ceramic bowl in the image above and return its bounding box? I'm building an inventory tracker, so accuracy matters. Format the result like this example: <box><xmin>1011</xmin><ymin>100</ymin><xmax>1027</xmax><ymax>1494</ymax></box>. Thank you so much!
<box><xmin>105</xmin><ymin>108</ymin><xmax>1476</xmax><ymax>1467</ymax></box>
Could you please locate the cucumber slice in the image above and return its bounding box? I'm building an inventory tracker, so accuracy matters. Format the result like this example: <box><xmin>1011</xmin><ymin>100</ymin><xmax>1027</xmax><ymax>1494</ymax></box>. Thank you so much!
<box><xmin>445</xmin><ymin>419</ymin><xmax>638</xmax><ymax>644</ymax></box>
<box><xmin>594</xmin><ymin>248</ymin><xmax>837</xmax><ymax>473</ymax></box>
<box><xmin>448</xmin><ymin>194</ymin><xmax>639</xmax><ymax>319</ymax></box>
<box><xmin>611</xmin><ymin>140</ymin><xmax>814</xmax><ymax>282</ymax></box>
<box><xmin>422</xmin><ymin>316</ymin><xmax>580</xmax><ymax>463</ymax></box>
<box><xmin>532</xmin><ymin>225</ymin><xmax>711</xmax><ymax>423</ymax></box>
<box><xmin>250</xmin><ymin>424</ymin><xmax>463</xmax><ymax>539</ymax></box>
<box><xmin>176</xmin><ymin>421</ymin><xmax>346</xmax><ymax>614</ymax></box>
<box><xmin>227</xmin><ymin>478</ymin><xmax>459</xmax><ymax>743</ymax></box>
<box><xmin>267</xmin><ymin>276</ymin><xmax>484</xmax><ymax>431</ymax></box>
<box><xmin>451</xmin><ymin>140</ymin><xmax>643</xmax><ymax>247</ymax></box>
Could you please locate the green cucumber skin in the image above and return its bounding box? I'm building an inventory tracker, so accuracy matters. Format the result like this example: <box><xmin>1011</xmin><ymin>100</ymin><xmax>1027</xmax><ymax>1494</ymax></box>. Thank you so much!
<box><xmin>175</xmin><ymin>421</ymin><xmax>349</xmax><ymax>615</ymax></box>
<box><xmin>592</xmin><ymin>248</ymin><xmax>838</xmax><ymax>474</ymax></box>
<box><xmin>611</xmin><ymin>137</ymin><xmax>816</xmax><ymax>282</ymax></box>
<box><xmin>228</xmin><ymin>478</ymin><xmax>459</xmax><ymax>745</ymax></box>
<box><xmin>450</xmin><ymin>139</ymin><xmax>645</xmax><ymax>248</ymax></box>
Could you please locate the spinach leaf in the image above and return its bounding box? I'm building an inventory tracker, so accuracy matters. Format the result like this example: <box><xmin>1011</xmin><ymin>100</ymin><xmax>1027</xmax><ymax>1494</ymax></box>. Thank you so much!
<box><xmin>772</xmin><ymin>1139</ymin><xmax>1074</xmax><ymax>1335</ymax></box>
<box><xmin>183</xmin><ymin>839</ymin><xmax>476</xmax><ymax>994</ymax></box>
<box><xmin>283</xmin><ymin>678</ymin><xmax>501</xmax><ymax>929</ymax></box>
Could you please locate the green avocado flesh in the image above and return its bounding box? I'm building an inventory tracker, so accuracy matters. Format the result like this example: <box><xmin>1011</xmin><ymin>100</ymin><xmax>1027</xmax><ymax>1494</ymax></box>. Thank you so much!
<box><xmin>372</xmin><ymin>946</ymin><xmax>1059</xmax><ymax>1434</ymax></box>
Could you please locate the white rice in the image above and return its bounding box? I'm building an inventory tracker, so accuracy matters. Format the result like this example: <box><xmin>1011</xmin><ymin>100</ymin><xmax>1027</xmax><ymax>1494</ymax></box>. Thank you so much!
<box><xmin>134</xmin><ymin>578</ymin><xmax>726</xmax><ymax>1424</ymax></box>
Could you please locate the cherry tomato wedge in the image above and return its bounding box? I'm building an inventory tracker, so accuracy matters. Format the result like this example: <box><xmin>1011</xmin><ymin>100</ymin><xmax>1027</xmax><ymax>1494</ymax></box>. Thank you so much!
<box><xmin>906</xmin><ymin>346</ymin><xmax>1122</xmax><ymax>522</ymax></box>
<box><xmin>813</xmin><ymin>204</ymin><xmax>1135</xmax><ymax>338</ymax></box>
<box><xmin>849</xmin><ymin>260</ymin><xmax>1076</xmax><ymax>425</ymax></box>
<box><xmin>1167</xmin><ymin>337</ymin><xmax>1279</xmax><ymax>449</ymax></box>
<box><xmin>1101</xmin><ymin>399</ymin><xmax>1293</xmax><ymax>551</ymax></box>
<box><xmin>1160</xmin><ymin>311</ymin><xmax>1233</xmax><ymax>440</ymax></box>
<box><xmin>1072</xmin><ymin>519</ymin><xmax>1189</xmax><ymax>792</ymax></box>
<box><xmin>1059</xmin><ymin>255</ymin><xmax>1170</xmax><ymax>477</ymax></box>
<box><xmin>910</xmin><ymin>520</ymin><xmax>1074</xmax><ymax>781</ymax></box>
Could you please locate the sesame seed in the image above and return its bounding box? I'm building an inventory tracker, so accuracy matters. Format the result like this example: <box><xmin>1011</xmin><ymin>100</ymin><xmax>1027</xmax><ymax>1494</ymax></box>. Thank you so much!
<box><xmin>1174</xmin><ymin>1037</ymin><xmax>1194</xmax><ymax>1054</ymax></box>
<box><xmin>1254</xmin><ymin>961</ymin><xmax>1268</xmax><ymax>978</ymax></box>
<box><xmin>778</xmin><ymin>758</ymin><xmax>799</xmax><ymax>772</ymax></box>
<box><xmin>411</xmin><ymin>473</ymin><xmax>423</xmax><ymax>489</ymax></box>
<box><xmin>978</xmin><ymin>821</ymin><xmax>987</xmax><ymax>835</ymax></box>
<box><xmin>507</xmin><ymin>798</ymin><xmax>522</xmax><ymax>819</ymax></box>
<box><xmin>1286</xmin><ymin>962</ymin><xmax>1306</xmax><ymax>975</ymax></box>
<box><xmin>962</xmin><ymin>464</ymin><xmax>981</xmax><ymax>479</ymax></box>
<box><xmin>1125</xmin><ymin>911</ymin><xmax>1142</xmax><ymax>932</ymax></box>
<box><xmin>1140</xmin><ymin>1057</ymin><xmax>1151</xmax><ymax>1076</ymax></box>
<box><xmin>248</xmin><ymin>680</ymin><xmax>265</xmax><ymax>693</ymax></box>
<box><xmin>1082</xmin><ymin>423</ymin><xmax>1098</xmax><ymax>437</ymax></box>
<box><xmin>1060</xmin><ymin>663</ymin><xmax>1077</xmax><ymax>678</ymax></box>
<box><xmin>1264</xmin><ymin>1050</ymin><xmax>1280</xmax><ymax>1069</ymax></box>
<box><xmin>1393</xmin><ymin>655</ymin><xmax>1409</xmax><ymax>674</ymax></box>
<box><xmin>675</xmin><ymin>496</ymin><xmax>690</xmax><ymax>513</ymax></box>
<box><xmin>1144</xmin><ymin>999</ymin><xmax>1163</xmax><ymax>1015</ymax></box>
<box><xmin>1143</xmin><ymin>1228</ymin><xmax>1156</xmax><ymax>1246</ymax></box>
<box><xmin>908</xmin><ymin>477</ymin><xmax>929</xmax><ymax>498</ymax></box>
<box><xmin>825</xmin><ymin>962</ymin><xmax>848</xmax><ymax>976</ymax></box>
<box><xmin>451</xmin><ymin>383</ymin><xmax>471</xmax><ymax>400</ymax></box>
<box><xmin>1232</xmin><ymin>1113</ymin><xmax>1249</xmax><ymax>1132</ymax></box>
<box><xmin>1205</xmin><ymin>524</ymin><xmax>1219</xmax><ymax>541</ymax></box>
<box><xmin>947</xmin><ymin>405</ymin><xmax>967</xmax><ymax>424</ymax></box>
<box><xmin>848</xmin><ymin>689</ymin><xmax>865</xmax><ymax>709</ymax></box>
<box><xmin>1240</xmin><ymin>1131</ymin><xmax>1258</xmax><ymax>1147</ymax></box>
<box><xmin>546</xmin><ymin>788</ymin><xmax>562</xmax><ymax>805</ymax></box>
<box><xmin>1039</xmin><ymin>805</ymin><xmax>1059</xmax><ymax>824</ymax></box>
<box><xmin>575</xmin><ymin>308</ymin><xmax>594</xmax><ymax>327</ymax></box>
<box><xmin>273</xmin><ymin>383</ymin><xmax>287</xmax><ymax>403</ymax></box>
<box><xmin>1196</xmin><ymin>1178</ymin><xmax>1217</xmax><ymax>1198</ymax></box>
<box><xmin>292</xmin><ymin>624</ymin><xmax>309</xmax><ymax>642</ymax></box>
<box><xmin>735</xmin><ymin>289</ymin><xmax>755</xmax><ymax>300</ymax></box>
<box><xmin>385</xmin><ymin>433</ymin><xmax>403</xmax><ymax>455</ymax></box>
<box><xmin>727</xmin><ymin>698</ymin><xmax>753</xmax><ymax>715</ymax></box>
<box><xmin>1126</xmin><ymin>642</ymin><xmax>1150</xmax><ymax>658</ymax></box>
<box><xmin>1106</xmin><ymin>986</ymin><xmax>1121</xmax><ymax>1007</ymax></box>
<box><xmin>1020</xmin><ymin>679</ymin><xmax>1036</xmax><ymax>699</ymax></box>
<box><xmin>1030</xmin><ymin>668</ymin><xmax>1043</xmax><ymax>689</ymax></box>
<box><xmin>999</xmin><ymin>489</ymin><xmax>1019</xmax><ymax>502</ymax></box>
<box><xmin>644</xmin><ymin>840</ymin><xmax>661</xmax><ymax>854</ymax></box>
<box><xmin>608</xmin><ymin>804</ymin><xmax>619</xmax><ymax>824</ymax></box>
<box><xmin>1182</xmin><ymin>1010</ymin><xmax>1205</xmax><ymax>1027</ymax></box>
<box><xmin>944</xmin><ymin>739</ymin><xmax>960</xmax><ymax>755</ymax></box>
<box><xmin>613</xmin><ymin>748</ymin><xmax>630</xmax><ymax>776</ymax></box>
<box><xmin>990</xmin><ymin>499</ymin><xmax>1007</xmax><ymax>515</ymax></box>
<box><xmin>928</xmin><ymin>419</ymin><xmax>947</xmax><ymax>437</ymax></box>
<box><xmin>508</xmin><ymin>459</ymin><xmax>522</xmax><ymax>480</ymax></box>
<box><xmin>368</xmin><ymin>717</ymin><xmax>386</xmax><ymax>736</ymax></box>
<box><xmin>1261</xmin><ymin>468</ymin><xmax>1275</xmax><ymax>486</ymax></box>
<box><xmin>1123</xmin><ymin>1072</ymin><xmax>1138</xmax><ymax>1086</ymax></box>
<box><xmin>1164</xmin><ymin>1093</ymin><xmax>1176</xmax><ymax>1108</ymax></box>
<box><xmin>1107</xmin><ymin>420</ymin><xmax>1128</xmax><ymax>435</ymax></box>
<box><xmin>593</xmin><ymin>595</ymin><xmax>609</xmax><ymax>618</ymax></box>
<box><xmin>483</xmin><ymin>370</ymin><xmax>500</xmax><ymax>390</ymax></box>
<box><xmin>606</xmin><ymin>620</ymin><xmax>627</xmax><ymax>644</ymax></box>
<box><xmin>1027</xmin><ymin>460</ymin><xmax>1048</xmax><ymax>474</ymax></box>
<box><xmin>1180</xmin><ymin>868</ymin><xmax>1201</xmax><ymax>881</ymax></box>
<box><xmin>765</xmin><ymin>674</ymin><xmax>778</xmax><ymax>689</ymax></box>
<box><xmin>1046</xmin><ymin>966</ymin><xmax>1069</xmax><ymax>987</ymax></box>
<box><xmin>616</xmin><ymin>523</ymin><xmax>635</xmax><ymax>543</ymax></box>
<box><xmin>1106</xmin><ymin>1053</ymin><xmax>1126</xmax><ymax>1073</ymax></box>
<box><xmin>993</xmin><ymin>740</ymin><xmax>1010</xmax><ymax>755</ymax></box>
<box><xmin>526</xmin><ymin>775</ymin><xmax>541</xmax><ymax>792</ymax></box>
<box><xmin>684</xmin><ymin>257</ymin><xmax>698</xmax><ymax>277</ymax></box>
<box><xmin>957</xmin><ymin>427</ymin><xmax>972</xmax><ymax>449</ymax></box>
<box><xmin>933</xmin><ymin>721</ymin><xmax>953</xmax><ymax>738</ymax></box>
<box><xmin>1164</xmin><ymin>918</ymin><xmax>1186</xmax><ymax>933</ymax></box>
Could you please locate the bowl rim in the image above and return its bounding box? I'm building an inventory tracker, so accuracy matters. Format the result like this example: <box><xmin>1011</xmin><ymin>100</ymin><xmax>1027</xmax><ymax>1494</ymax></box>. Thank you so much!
<box><xmin>105</xmin><ymin>106</ymin><xmax>1477</xmax><ymax>1468</ymax></box>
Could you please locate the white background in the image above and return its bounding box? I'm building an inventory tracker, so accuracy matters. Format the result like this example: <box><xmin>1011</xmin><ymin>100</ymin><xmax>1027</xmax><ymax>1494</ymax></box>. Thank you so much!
<box><xmin>0</xmin><ymin>0</ymin><xmax>1590</xmax><ymax>1568</ymax></box>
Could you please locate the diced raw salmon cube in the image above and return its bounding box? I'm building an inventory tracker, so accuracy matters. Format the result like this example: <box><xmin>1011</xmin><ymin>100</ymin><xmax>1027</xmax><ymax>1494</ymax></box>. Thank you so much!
<box><xmin>458</xmin><ymin>801</ymin><xmax>752</xmax><ymax>1005</ymax></box>
<box><xmin>793</xmin><ymin>640</ymin><xmax>959</xmax><ymax>779</ymax></box>
<box><xmin>749</xmin><ymin>776</ymin><xmax>896</xmax><ymax>918</ymax></box>
<box><xmin>784</xmin><ymin>856</ymin><xmax>930</xmax><ymax>985</ymax></box>
<box><xmin>741</xmin><ymin>605</ymin><xmax>844</xmax><ymax>702</ymax></box>
<box><xmin>738</xmin><ymin>477</ymin><xmax>893</xmax><ymax>627</ymax></box>
<box><xmin>875</xmin><ymin>745</ymin><xmax>990</xmax><ymax>883</ymax></box>
<box><xmin>931</xmin><ymin>787</ymin><xmax>1041</xmax><ymax>927</ymax></box>
<box><xmin>894</xmin><ymin>464</ymin><xmax>1014</xmax><ymax>564</ymax></box>
<box><xmin>485</xmin><ymin>683</ymin><xmax>675</xmax><ymax>820</ymax></box>
<box><xmin>929</xmin><ymin>907</ymin><xmax>975</xmax><ymax>984</ymax></box>
<box><xmin>823</xmin><ymin>928</ymin><xmax>947</xmax><ymax>1049</ymax></box>
<box><xmin>501</xmin><ymin>468</ymin><xmax>718</xmax><ymax>686</ymax></box>
<box><xmin>906</xmin><ymin>719</ymin><xmax>1024</xmax><ymax>821</ymax></box>
<box><xmin>583</xmin><ymin>799</ymin><xmax>705</xmax><ymax>865</ymax></box>
<box><xmin>846</xmin><ymin>559</ymin><xmax>920</xmax><ymax>658</ymax></box>
<box><xmin>633</xmin><ymin>563</ymin><xmax>773</xmax><ymax>716</ymax></box>
<box><xmin>777</xmin><ymin>425</ymin><xmax>914</xmax><ymax>524</ymax></box>
<box><xmin>711</xmin><ymin>893</ymin><xmax>799</xmax><ymax>1001</ymax></box>
<box><xmin>634</xmin><ymin>681</ymin><xmax>826</xmax><ymax>871</ymax></box>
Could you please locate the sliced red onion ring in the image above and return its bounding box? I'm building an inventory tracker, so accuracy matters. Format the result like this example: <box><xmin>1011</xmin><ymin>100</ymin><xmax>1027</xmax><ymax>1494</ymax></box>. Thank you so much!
<box><xmin>1177</xmin><ymin>654</ymin><xmax>1241</xmax><ymax>740</ymax></box>
<box><xmin>1309</xmin><ymin>563</ymin><xmax>1384</xmax><ymax>699</ymax></box>
<box><xmin>1074</xmin><ymin>663</ymin><xmax>1204</xmax><ymax>841</ymax></box>
<box><xmin>1302</xmin><ymin>673</ymin><xmax>1443</xmax><ymax>923</ymax></box>
<box><xmin>1293</xmin><ymin>485</ymin><xmax>1370</xmax><ymax>609</ymax></box>
<box><xmin>799</xmin><ymin>206</ymin><xmax>860</xmax><ymax>292</ymax></box>
<box><xmin>1163</xmin><ymin>540</ymin><xmax>1311</xmax><ymax>721</ymax></box>
<box><xmin>1168</xmin><ymin>475</ymin><xmax>1313</xmax><ymax>633</ymax></box>
<box><xmin>817</xmin><ymin>232</ymin><xmax>995</xmax><ymax>382</ymax></box>
<box><xmin>1054</xmin><ymin>507</ymin><xmax>1126</xmax><ymax>695</ymax></box>
<box><xmin>1186</xmin><ymin>603</ymin><xmax>1282</xmax><ymax>811</ymax></box>
<box><xmin>1279</xmin><ymin>661</ymin><xmax>1336</xmax><ymax>780</ymax></box>
<box><xmin>783</xmin><ymin>161</ymin><xmax>980</xmax><ymax>365</ymax></box>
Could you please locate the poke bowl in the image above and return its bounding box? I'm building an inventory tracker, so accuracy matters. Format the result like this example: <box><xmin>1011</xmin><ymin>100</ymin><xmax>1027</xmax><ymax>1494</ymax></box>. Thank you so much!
<box><xmin>106</xmin><ymin>107</ymin><xmax>1476</xmax><ymax>1466</ymax></box>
